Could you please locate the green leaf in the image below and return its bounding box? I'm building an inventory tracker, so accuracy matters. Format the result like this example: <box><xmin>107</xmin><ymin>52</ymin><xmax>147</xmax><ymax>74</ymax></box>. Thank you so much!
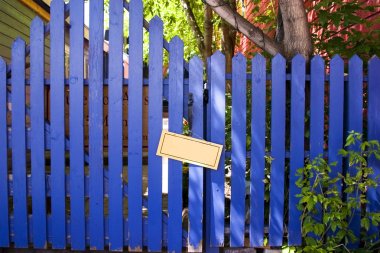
<box><xmin>361</xmin><ymin>217</ymin><xmax>370</xmax><ymax>231</ymax></box>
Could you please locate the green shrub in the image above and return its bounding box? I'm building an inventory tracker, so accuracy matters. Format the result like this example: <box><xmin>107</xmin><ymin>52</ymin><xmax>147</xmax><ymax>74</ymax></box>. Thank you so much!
<box><xmin>296</xmin><ymin>132</ymin><xmax>380</xmax><ymax>252</ymax></box>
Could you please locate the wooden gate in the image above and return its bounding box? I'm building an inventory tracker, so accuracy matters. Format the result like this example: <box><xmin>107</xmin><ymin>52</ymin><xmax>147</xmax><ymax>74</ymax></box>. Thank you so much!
<box><xmin>0</xmin><ymin>0</ymin><xmax>380</xmax><ymax>252</ymax></box>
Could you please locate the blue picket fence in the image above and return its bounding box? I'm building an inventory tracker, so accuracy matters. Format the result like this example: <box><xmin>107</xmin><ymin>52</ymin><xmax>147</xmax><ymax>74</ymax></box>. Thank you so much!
<box><xmin>0</xmin><ymin>0</ymin><xmax>380</xmax><ymax>252</ymax></box>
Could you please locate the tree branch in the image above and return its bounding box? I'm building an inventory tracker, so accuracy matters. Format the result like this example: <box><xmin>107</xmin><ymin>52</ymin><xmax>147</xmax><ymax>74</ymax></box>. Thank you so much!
<box><xmin>180</xmin><ymin>0</ymin><xmax>205</xmax><ymax>55</ymax></box>
<box><xmin>204</xmin><ymin>0</ymin><xmax>282</xmax><ymax>56</ymax></box>
<box><xmin>203</xmin><ymin>4</ymin><xmax>213</xmax><ymax>60</ymax></box>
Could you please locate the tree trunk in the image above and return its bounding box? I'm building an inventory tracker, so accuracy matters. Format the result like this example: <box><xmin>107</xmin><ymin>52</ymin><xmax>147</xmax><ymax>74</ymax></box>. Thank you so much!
<box><xmin>275</xmin><ymin>5</ymin><xmax>284</xmax><ymax>44</ymax></box>
<box><xmin>221</xmin><ymin>22</ymin><xmax>236</xmax><ymax>73</ymax></box>
<box><xmin>221</xmin><ymin>1</ymin><xmax>237</xmax><ymax>74</ymax></box>
<box><xmin>204</xmin><ymin>0</ymin><xmax>313</xmax><ymax>60</ymax></box>
<box><xmin>278</xmin><ymin>0</ymin><xmax>312</xmax><ymax>59</ymax></box>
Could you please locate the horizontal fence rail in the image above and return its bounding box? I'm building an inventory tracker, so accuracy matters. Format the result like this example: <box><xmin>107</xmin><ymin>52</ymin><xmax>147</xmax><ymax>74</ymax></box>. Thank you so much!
<box><xmin>0</xmin><ymin>0</ymin><xmax>379</xmax><ymax>252</ymax></box>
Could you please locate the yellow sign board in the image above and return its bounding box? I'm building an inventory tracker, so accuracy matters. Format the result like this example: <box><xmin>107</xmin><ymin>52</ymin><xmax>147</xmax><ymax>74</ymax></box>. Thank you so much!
<box><xmin>156</xmin><ymin>130</ymin><xmax>223</xmax><ymax>170</ymax></box>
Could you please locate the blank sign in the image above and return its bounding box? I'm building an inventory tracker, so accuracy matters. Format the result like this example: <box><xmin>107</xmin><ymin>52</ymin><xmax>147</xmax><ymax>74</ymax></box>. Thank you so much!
<box><xmin>156</xmin><ymin>130</ymin><xmax>223</xmax><ymax>170</ymax></box>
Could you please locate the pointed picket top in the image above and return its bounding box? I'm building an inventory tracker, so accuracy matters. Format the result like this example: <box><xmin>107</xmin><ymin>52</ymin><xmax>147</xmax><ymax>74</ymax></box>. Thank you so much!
<box><xmin>211</xmin><ymin>50</ymin><xmax>225</xmax><ymax>61</ymax></box>
<box><xmin>369</xmin><ymin>55</ymin><xmax>380</xmax><ymax>67</ymax></box>
<box><xmin>349</xmin><ymin>54</ymin><xmax>363</xmax><ymax>64</ymax></box>
<box><xmin>369</xmin><ymin>55</ymin><xmax>380</xmax><ymax>62</ymax></box>
<box><xmin>12</xmin><ymin>37</ymin><xmax>26</xmax><ymax>50</ymax></box>
<box><xmin>272</xmin><ymin>53</ymin><xmax>286</xmax><ymax>76</ymax></box>
<box><xmin>170</xmin><ymin>35</ymin><xmax>184</xmax><ymax>47</ymax></box>
<box><xmin>233</xmin><ymin>52</ymin><xmax>245</xmax><ymax>60</ymax></box>
<box><xmin>149</xmin><ymin>15</ymin><xmax>163</xmax><ymax>27</ymax></box>
<box><xmin>189</xmin><ymin>55</ymin><xmax>202</xmax><ymax>66</ymax></box>
<box><xmin>252</xmin><ymin>53</ymin><xmax>266</xmax><ymax>82</ymax></box>
<box><xmin>291</xmin><ymin>54</ymin><xmax>306</xmax><ymax>64</ymax></box>
<box><xmin>368</xmin><ymin>55</ymin><xmax>380</xmax><ymax>85</ymax></box>
<box><xmin>31</xmin><ymin>16</ymin><xmax>44</xmax><ymax>29</ymax></box>
<box><xmin>310</xmin><ymin>55</ymin><xmax>325</xmax><ymax>87</ymax></box>
<box><xmin>232</xmin><ymin>52</ymin><xmax>246</xmax><ymax>66</ymax></box>
<box><xmin>349</xmin><ymin>54</ymin><xmax>363</xmax><ymax>76</ymax></box>
<box><xmin>292</xmin><ymin>54</ymin><xmax>306</xmax><ymax>62</ymax></box>
<box><xmin>252</xmin><ymin>53</ymin><xmax>265</xmax><ymax>63</ymax></box>
<box><xmin>311</xmin><ymin>54</ymin><xmax>324</xmax><ymax>65</ymax></box>
<box><xmin>349</xmin><ymin>55</ymin><xmax>363</xmax><ymax>78</ymax></box>
<box><xmin>272</xmin><ymin>53</ymin><xmax>286</xmax><ymax>64</ymax></box>
<box><xmin>330</xmin><ymin>54</ymin><xmax>344</xmax><ymax>65</ymax></box>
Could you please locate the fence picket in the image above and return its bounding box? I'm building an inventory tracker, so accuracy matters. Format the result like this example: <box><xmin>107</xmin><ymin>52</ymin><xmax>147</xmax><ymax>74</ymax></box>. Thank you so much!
<box><xmin>128</xmin><ymin>0</ymin><xmax>143</xmax><ymax>250</ymax></box>
<box><xmin>347</xmin><ymin>55</ymin><xmax>363</xmax><ymax>248</ymax></box>
<box><xmin>230</xmin><ymin>53</ymin><xmax>246</xmax><ymax>247</ymax></box>
<box><xmin>148</xmin><ymin>16</ymin><xmax>163</xmax><ymax>252</ymax></box>
<box><xmin>108</xmin><ymin>0</ymin><xmax>124</xmax><ymax>250</ymax></box>
<box><xmin>30</xmin><ymin>17</ymin><xmax>47</xmax><ymax>248</ymax></box>
<box><xmin>0</xmin><ymin>57</ymin><xmax>9</xmax><ymax>247</ymax></box>
<box><xmin>367</xmin><ymin>56</ymin><xmax>380</xmax><ymax>236</ymax></box>
<box><xmin>209</xmin><ymin>51</ymin><xmax>226</xmax><ymax>247</ymax></box>
<box><xmin>69</xmin><ymin>0</ymin><xmax>85</xmax><ymax>250</ymax></box>
<box><xmin>89</xmin><ymin>0</ymin><xmax>104</xmax><ymax>249</ymax></box>
<box><xmin>328</xmin><ymin>56</ymin><xmax>344</xmax><ymax>194</ymax></box>
<box><xmin>188</xmin><ymin>56</ymin><xmax>203</xmax><ymax>252</ymax></box>
<box><xmin>1</xmin><ymin>1</ymin><xmax>380</xmax><ymax>245</ymax></box>
<box><xmin>50</xmin><ymin>0</ymin><xmax>66</xmax><ymax>248</ymax></box>
<box><xmin>309</xmin><ymin>55</ymin><xmax>325</xmax><ymax>238</ymax></box>
<box><xmin>268</xmin><ymin>54</ymin><xmax>286</xmax><ymax>246</ymax></box>
<box><xmin>288</xmin><ymin>55</ymin><xmax>305</xmax><ymax>245</ymax></box>
<box><xmin>310</xmin><ymin>55</ymin><xmax>325</xmax><ymax>162</ymax></box>
<box><xmin>204</xmin><ymin>56</ymin><xmax>219</xmax><ymax>253</ymax></box>
<box><xmin>250</xmin><ymin>54</ymin><xmax>266</xmax><ymax>247</ymax></box>
<box><xmin>168</xmin><ymin>36</ymin><xmax>184</xmax><ymax>253</ymax></box>
<box><xmin>12</xmin><ymin>38</ymin><xmax>28</xmax><ymax>248</ymax></box>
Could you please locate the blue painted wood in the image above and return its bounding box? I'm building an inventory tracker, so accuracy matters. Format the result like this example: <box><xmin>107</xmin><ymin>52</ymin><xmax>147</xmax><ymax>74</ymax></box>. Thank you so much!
<box><xmin>69</xmin><ymin>0</ymin><xmax>85</xmax><ymax>250</ymax></box>
<box><xmin>309</xmin><ymin>55</ymin><xmax>325</xmax><ymax>239</ymax></box>
<box><xmin>147</xmin><ymin>16</ymin><xmax>163</xmax><ymax>252</ymax></box>
<box><xmin>250</xmin><ymin>54</ymin><xmax>266</xmax><ymax>247</ymax></box>
<box><xmin>209</xmin><ymin>51</ymin><xmax>225</xmax><ymax>247</ymax></box>
<box><xmin>89</xmin><ymin>0</ymin><xmax>104</xmax><ymax>249</ymax></box>
<box><xmin>108</xmin><ymin>0</ymin><xmax>124</xmax><ymax>250</ymax></box>
<box><xmin>168</xmin><ymin>36</ymin><xmax>184</xmax><ymax>253</ymax></box>
<box><xmin>230</xmin><ymin>53</ymin><xmax>246</xmax><ymax>247</ymax></box>
<box><xmin>268</xmin><ymin>54</ymin><xmax>286</xmax><ymax>246</ymax></box>
<box><xmin>50</xmin><ymin>0</ymin><xmax>66</xmax><ymax>248</ymax></box>
<box><xmin>30</xmin><ymin>17</ymin><xmax>47</xmax><ymax>249</ymax></box>
<box><xmin>347</xmin><ymin>55</ymin><xmax>363</xmax><ymax>248</ymax></box>
<box><xmin>367</xmin><ymin>56</ymin><xmax>380</xmax><ymax>237</ymax></box>
<box><xmin>0</xmin><ymin>57</ymin><xmax>9</xmax><ymax>247</ymax></box>
<box><xmin>310</xmin><ymin>55</ymin><xmax>325</xmax><ymax>161</ymax></box>
<box><xmin>205</xmin><ymin>56</ymin><xmax>219</xmax><ymax>253</ymax></box>
<box><xmin>6</xmin><ymin>215</ymin><xmax>183</xmax><ymax>248</ymax></box>
<box><xmin>188</xmin><ymin>55</ymin><xmax>203</xmax><ymax>251</ymax></box>
<box><xmin>128</xmin><ymin>0</ymin><xmax>143</xmax><ymax>250</ymax></box>
<box><xmin>288</xmin><ymin>55</ymin><xmax>305</xmax><ymax>245</ymax></box>
<box><xmin>328</xmin><ymin>55</ymin><xmax>344</xmax><ymax>194</ymax></box>
<box><xmin>11</xmin><ymin>38</ymin><xmax>28</xmax><ymax>248</ymax></box>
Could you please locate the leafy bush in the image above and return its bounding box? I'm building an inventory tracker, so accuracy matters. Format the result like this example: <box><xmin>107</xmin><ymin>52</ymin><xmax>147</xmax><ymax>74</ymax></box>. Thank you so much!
<box><xmin>296</xmin><ymin>132</ymin><xmax>380</xmax><ymax>252</ymax></box>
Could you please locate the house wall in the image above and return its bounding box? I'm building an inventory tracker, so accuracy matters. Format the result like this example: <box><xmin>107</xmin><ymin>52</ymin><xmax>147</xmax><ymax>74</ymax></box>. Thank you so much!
<box><xmin>0</xmin><ymin>0</ymin><xmax>51</xmax><ymax>77</ymax></box>
<box><xmin>237</xmin><ymin>0</ymin><xmax>380</xmax><ymax>57</ymax></box>
<box><xmin>0</xmin><ymin>0</ymin><xmax>91</xmax><ymax>78</ymax></box>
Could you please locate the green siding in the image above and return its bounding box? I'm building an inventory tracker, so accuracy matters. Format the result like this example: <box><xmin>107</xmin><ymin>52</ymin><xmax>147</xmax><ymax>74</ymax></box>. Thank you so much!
<box><xmin>0</xmin><ymin>0</ymin><xmax>54</xmax><ymax>77</ymax></box>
